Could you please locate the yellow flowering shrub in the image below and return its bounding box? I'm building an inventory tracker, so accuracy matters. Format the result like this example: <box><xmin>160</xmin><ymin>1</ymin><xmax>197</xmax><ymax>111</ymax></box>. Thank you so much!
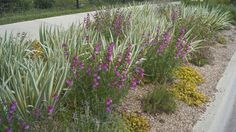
<box><xmin>173</xmin><ymin>66</ymin><xmax>204</xmax><ymax>84</ymax></box>
<box><xmin>122</xmin><ymin>112</ymin><xmax>150</xmax><ymax>132</ymax></box>
<box><xmin>172</xmin><ymin>66</ymin><xmax>207</xmax><ymax>106</ymax></box>
<box><xmin>172</xmin><ymin>80</ymin><xmax>207</xmax><ymax>106</ymax></box>
<box><xmin>32</xmin><ymin>40</ymin><xmax>44</xmax><ymax>58</ymax></box>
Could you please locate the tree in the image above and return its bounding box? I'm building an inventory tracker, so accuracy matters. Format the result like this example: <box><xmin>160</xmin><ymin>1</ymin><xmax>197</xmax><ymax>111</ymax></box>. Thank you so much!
<box><xmin>76</xmin><ymin>0</ymin><xmax>79</xmax><ymax>8</ymax></box>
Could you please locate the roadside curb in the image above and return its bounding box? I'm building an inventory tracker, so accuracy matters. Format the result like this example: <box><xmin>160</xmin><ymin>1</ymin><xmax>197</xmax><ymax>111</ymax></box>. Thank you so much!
<box><xmin>193</xmin><ymin>50</ymin><xmax>236</xmax><ymax>132</ymax></box>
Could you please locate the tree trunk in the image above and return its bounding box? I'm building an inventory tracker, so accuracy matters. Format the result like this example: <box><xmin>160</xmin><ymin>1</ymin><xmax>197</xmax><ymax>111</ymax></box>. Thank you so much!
<box><xmin>76</xmin><ymin>0</ymin><xmax>79</xmax><ymax>8</ymax></box>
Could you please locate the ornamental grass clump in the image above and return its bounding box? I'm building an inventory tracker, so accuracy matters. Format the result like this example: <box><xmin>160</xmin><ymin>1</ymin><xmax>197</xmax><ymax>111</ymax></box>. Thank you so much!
<box><xmin>142</xmin><ymin>87</ymin><xmax>177</xmax><ymax>113</ymax></box>
<box><xmin>142</xmin><ymin>27</ymin><xmax>191</xmax><ymax>83</ymax></box>
<box><xmin>0</xmin><ymin>33</ymin><xmax>69</xmax><ymax>129</ymax></box>
<box><xmin>172</xmin><ymin>66</ymin><xmax>207</xmax><ymax>106</ymax></box>
<box><xmin>164</xmin><ymin>4</ymin><xmax>232</xmax><ymax>41</ymax></box>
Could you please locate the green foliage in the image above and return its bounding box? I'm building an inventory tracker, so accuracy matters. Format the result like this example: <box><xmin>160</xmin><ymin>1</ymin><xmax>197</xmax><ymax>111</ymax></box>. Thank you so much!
<box><xmin>142</xmin><ymin>27</ymin><xmax>190</xmax><ymax>83</ymax></box>
<box><xmin>122</xmin><ymin>112</ymin><xmax>150</xmax><ymax>132</ymax></box>
<box><xmin>34</xmin><ymin>0</ymin><xmax>55</xmax><ymax>9</ymax></box>
<box><xmin>216</xmin><ymin>34</ymin><xmax>227</xmax><ymax>44</ymax></box>
<box><xmin>89</xmin><ymin>9</ymin><xmax>132</xmax><ymax>41</ymax></box>
<box><xmin>0</xmin><ymin>33</ymin><xmax>69</xmax><ymax>121</ymax></box>
<box><xmin>142</xmin><ymin>87</ymin><xmax>177</xmax><ymax>113</ymax></box>
<box><xmin>189</xmin><ymin>52</ymin><xmax>209</xmax><ymax>67</ymax></box>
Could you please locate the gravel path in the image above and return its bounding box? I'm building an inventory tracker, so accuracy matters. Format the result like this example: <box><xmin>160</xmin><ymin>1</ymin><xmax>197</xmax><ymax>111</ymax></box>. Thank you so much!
<box><xmin>117</xmin><ymin>26</ymin><xmax>236</xmax><ymax>132</ymax></box>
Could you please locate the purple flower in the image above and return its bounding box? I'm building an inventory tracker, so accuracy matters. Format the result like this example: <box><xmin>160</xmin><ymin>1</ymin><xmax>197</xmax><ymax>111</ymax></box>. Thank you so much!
<box><xmin>86</xmin><ymin>66</ymin><xmax>92</xmax><ymax>76</ymax></box>
<box><xmin>163</xmin><ymin>31</ymin><xmax>171</xmax><ymax>44</ymax></box>
<box><xmin>23</xmin><ymin>124</ymin><xmax>30</xmax><ymax>130</ymax></box>
<box><xmin>9</xmin><ymin>101</ymin><xmax>17</xmax><ymax>114</ymax></box>
<box><xmin>84</xmin><ymin>14</ymin><xmax>90</xmax><ymax>29</ymax></box>
<box><xmin>20</xmin><ymin>121</ymin><xmax>30</xmax><ymax>131</ymax></box>
<box><xmin>106</xmin><ymin>43</ymin><xmax>115</xmax><ymax>62</ymax></box>
<box><xmin>135</xmin><ymin>67</ymin><xmax>144</xmax><ymax>78</ymax></box>
<box><xmin>125</xmin><ymin>45</ymin><xmax>132</xmax><ymax>65</ymax></box>
<box><xmin>130</xmin><ymin>77</ymin><xmax>138</xmax><ymax>90</ymax></box>
<box><xmin>47</xmin><ymin>105</ymin><xmax>54</xmax><ymax>114</ymax></box>
<box><xmin>115</xmin><ymin>71</ymin><xmax>121</xmax><ymax>77</ymax></box>
<box><xmin>106</xmin><ymin>98</ymin><xmax>112</xmax><ymax>106</ymax></box>
<box><xmin>79</xmin><ymin>62</ymin><xmax>85</xmax><ymax>69</ymax></box>
<box><xmin>94</xmin><ymin>42</ymin><xmax>101</xmax><ymax>54</ymax></box>
<box><xmin>66</xmin><ymin>79</ymin><xmax>73</xmax><ymax>87</ymax></box>
<box><xmin>93</xmin><ymin>73</ymin><xmax>100</xmax><ymax>88</ymax></box>
<box><xmin>53</xmin><ymin>94</ymin><xmax>59</xmax><ymax>102</ymax></box>
<box><xmin>62</xmin><ymin>43</ymin><xmax>69</xmax><ymax>59</ymax></box>
<box><xmin>7</xmin><ymin>113</ymin><xmax>13</xmax><ymax>123</ymax></box>
<box><xmin>72</xmin><ymin>54</ymin><xmax>79</xmax><ymax>75</ymax></box>
<box><xmin>106</xmin><ymin>107</ymin><xmax>111</xmax><ymax>113</ymax></box>
<box><xmin>101</xmin><ymin>63</ymin><xmax>109</xmax><ymax>71</ymax></box>
<box><xmin>4</xmin><ymin>128</ymin><xmax>12</xmax><ymax>132</ymax></box>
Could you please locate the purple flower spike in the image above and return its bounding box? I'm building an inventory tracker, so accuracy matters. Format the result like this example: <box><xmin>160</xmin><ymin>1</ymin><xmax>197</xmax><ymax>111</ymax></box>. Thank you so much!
<box><xmin>86</xmin><ymin>66</ymin><xmax>92</xmax><ymax>76</ymax></box>
<box><xmin>125</xmin><ymin>45</ymin><xmax>132</xmax><ymax>65</ymax></box>
<box><xmin>106</xmin><ymin>98</ymin><xmax>112</xmax><ymax>106</ymax></box>
<box><xmin>130</xmin><ymin>77</ymin><xmax>138</xmax><ymax>90</ymax></box>
<box><xmin>53</xmin><ymin>94</ymin><xmax>59</xmax><ymax>102</ymax></box>
<box><xmin>163</xmin><ymin>32</ymin><xmax>171</xmax><ymax>44</ymax></box>
<box><xmin>9</xmin><ymin>101</ymin><xmax>17</xmax><ymax>114</ymax></box>
<box><xmin>106</xmin><ymin>107</ymin><xmax>111</xmax><ymax>113</ymax></box>
<box><xmin>94</xmin><ymin>42</ymin><xmax>101</xmax><ymax>54</ymax></box>
<box><xmin>93</xmin><ymin>73</ymin><xmax>100</xmax><ymax>88</ymax></box>
<box><xmin>71</xmin><ymin>54</ymin><xmax>79</xmax><ymax>75</ymax></box>
<box><xmin>66</xmin><ymin>79</ymin><xmax>73</xmax><ymax>88</ymax></box>
<box><xmin>106</xmin><ymin>43</ymin><xmax>115</xmax><ymax>62</ymax></box>
<box><xmin>102</xmin><ymin>63</ymin><xmax>109</xmax><ymax>71</ymax></box>
<box><xmin>4</xmin><ymin>128</ymin><xmax>12</xmax><ymax>132</ymax></box>
<box><xmin>47</xmin><ymin>105</ymin><xmax>54</xmax><ymax>114</ymax></box>
<box><xmin>79</xmin><ymin>62</ymin><xmax>85</xmax><ymax>69</ymax></box>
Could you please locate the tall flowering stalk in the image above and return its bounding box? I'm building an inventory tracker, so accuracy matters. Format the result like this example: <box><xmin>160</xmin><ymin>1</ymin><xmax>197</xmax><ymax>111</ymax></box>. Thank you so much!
<box><xmin>90</xmin><ymin>9</ymin><xmax>132</xmax><ymax>40</ymax></box>
<box><xmin>142</xmin><ymin>26</ymin><xmax>192</xmax><ymax>83</ymax></box>
<box><xmin>66</xmin><ymin>40</ymin><xmax>142</xmax><ymax>114</ymax></box>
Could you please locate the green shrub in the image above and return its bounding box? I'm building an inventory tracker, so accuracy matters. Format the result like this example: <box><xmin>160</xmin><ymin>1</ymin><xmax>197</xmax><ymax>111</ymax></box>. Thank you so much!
<box><xmin>190</xmin><ymin>52</ymin><xmax>209</xmax><ymax>67</ymax></box>
<box><xmin>142</xmin><ymin>26</ymin><xmax>191</xmax><ymax>83</ymax></box>
<box><xmin>34</xmin><ymin>0</ymin><xmax>55</xmax><ymax>9</ymax></box>
<box><xmin>142</xmin><ymin>87</ymin><xmax>177</xmax><ymax>113</ymax></box>
<box><xmin>216</xmin><ymin>35</ymin><xmax>227</xmax><ymax>44</ymax></box>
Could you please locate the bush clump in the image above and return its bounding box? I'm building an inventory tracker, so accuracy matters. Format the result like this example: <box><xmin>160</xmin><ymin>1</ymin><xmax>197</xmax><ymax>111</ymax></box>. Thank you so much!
<box><xmin>173</xmin><ymin>66</ymin><xmax>204</xmax><ymax>84</ymax></box>
<box><xmin>122</xmin><ymin>112</ymin><xmax>150</xmax><ymax>132</ymax></box>
<box><xmin>189</xmin><ymin>52</ymin><xmax>209</xmax><ymax>67</ymax></box>
<box><xmin>172</xmin><ymin>66</ymin><xmax>207</xmax><ymax>106</ymax></box>
<box><xmin>142</xmin><ymin>87</ymin><xmax>177</xmax><ymax>113</ymax></box>
<box><xmin>34</xmin><ymin>0</ymin><xmax>55</xmax><ymax>9</ymax></box>
<box><xmin>171</xmin><ymin>80</ymin><xmax>207</xmax><ymax>106</ymax></box>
